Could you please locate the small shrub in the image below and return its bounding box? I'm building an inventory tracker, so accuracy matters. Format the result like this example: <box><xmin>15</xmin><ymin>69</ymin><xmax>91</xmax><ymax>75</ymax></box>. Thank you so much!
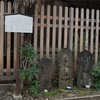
<box><xmin>28</xmin><ymin>80</ymin><xmax>39</xmax><ymax>95</ymax></box>
<box><xmin>18</xmin><ymin>44</ymin><xmax>40</xmax><ymax>95</ymax></box>
<box><xmin>92</xmin><ymin>63</ymin><xmax>100</xmax><ymax>91</ymax></box>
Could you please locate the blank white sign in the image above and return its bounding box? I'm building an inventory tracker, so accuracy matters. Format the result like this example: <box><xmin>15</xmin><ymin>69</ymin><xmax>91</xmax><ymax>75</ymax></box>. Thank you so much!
<box><xmin>5</xmin><ymin>14</ymin><xmax>33</xmax><ymax>33</ymax></box>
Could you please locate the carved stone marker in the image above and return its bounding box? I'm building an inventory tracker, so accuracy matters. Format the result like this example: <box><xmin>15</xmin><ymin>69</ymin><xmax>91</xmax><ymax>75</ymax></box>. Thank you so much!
<box><xmin>57</xmin><ymin>48</ymin><xmax>73</xmax><ymax>88</ymax></box>
<box><xmin>37</xmin><ymin>58</ymin><xmax>55</xmax><ymax>91</ymax></box>
<box><xmin>77</xmin><ymin>50</ymin><xmax>94</xmax><ymax>87</ymax></box>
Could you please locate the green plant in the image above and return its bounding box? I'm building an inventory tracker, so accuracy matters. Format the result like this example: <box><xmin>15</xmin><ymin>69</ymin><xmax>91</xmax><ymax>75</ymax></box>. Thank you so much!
<box><xmin>18</xmin><ymin>44</ymin><xmax>38</xmax><ymax>67</ymax></box>
<box><xmin>92</xmin><ymin>63</ymin><xmax>100</xmax><ymax>91</ymax></box>
<box><xmin>28</xmin><ymin>80</ymin><xmax>39</xmax><ymax>95</ymax></box>
<box><xmin>18</xmin><ymin>44</ymin><xmax>40</xmax><ymax>95</ymax></box>
<box><xmin>19</xmin><ymin>65</ymin><xmax>39</xmax><ymax>82</ymax></box>
<box><xmin>41</xmin><ymin>88</ymin><xmax>72</xmax><ymax>97</ymax></box>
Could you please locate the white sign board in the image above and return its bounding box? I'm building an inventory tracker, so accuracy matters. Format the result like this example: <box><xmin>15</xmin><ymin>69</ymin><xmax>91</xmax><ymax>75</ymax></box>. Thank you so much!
<box><xmin>5</xmin><ymin>14</ymin><xmax>33</xmax><ymax>33</ymax></box>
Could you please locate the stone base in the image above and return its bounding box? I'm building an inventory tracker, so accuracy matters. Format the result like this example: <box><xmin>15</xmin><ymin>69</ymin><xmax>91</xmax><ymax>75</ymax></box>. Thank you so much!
<box><xmin>54</xmin><ymin>95</ymin><xmax>100</xmax><ymax>100</ymax></box>
<box><xmin>0</xmin><ymin>84</ymin><xmax>15</xmax><ymax>91</ymax></box>
<box><xmin>13</xmin><ymin>94</ymin><xmax>22</xmax><ymax>100</ymax></box>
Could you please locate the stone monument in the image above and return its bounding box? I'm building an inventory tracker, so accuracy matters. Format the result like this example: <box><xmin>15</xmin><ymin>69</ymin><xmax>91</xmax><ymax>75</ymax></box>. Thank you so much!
<box><xmin>37</xmin><ymin>58</ymin><xmax>55</xmax><ymax>91</ymax></box>
<box><xmin>77</xmin><ymin>50</ymin><xmax>94</xmax><ymax>87</ymax></box>
<box><xmin>57</xmin><ymin>48</ymin><xmax>73</xmax><ymax>88</ymax></box>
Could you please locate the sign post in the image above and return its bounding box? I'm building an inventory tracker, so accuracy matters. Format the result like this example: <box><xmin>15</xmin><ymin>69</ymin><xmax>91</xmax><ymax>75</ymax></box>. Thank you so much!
<box><xmin>5</xmin><ymin>14</ymin><xmax>33</xmax><ymax>97</ymax></box>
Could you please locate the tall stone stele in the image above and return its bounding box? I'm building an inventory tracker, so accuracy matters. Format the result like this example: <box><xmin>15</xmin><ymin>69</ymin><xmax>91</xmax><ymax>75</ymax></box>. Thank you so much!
<box><xmin>57</xmin><ymin>48</ymin><xmax>73</xmax><ymax>88</ymax></box>
<box><xmin>77</xmin><ymin>50</ymin><xmax>94</xmax><ymax>87</ymax></box>
<box><xmin>37</xmin><ymin>58</ymin><xmax>55</xmax><ymax>91</ymax></box>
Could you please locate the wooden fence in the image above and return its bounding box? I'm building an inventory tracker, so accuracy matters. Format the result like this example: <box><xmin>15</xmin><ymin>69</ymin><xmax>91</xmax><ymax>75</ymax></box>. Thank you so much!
<box><xmin>34</xmin><ymin>5</ymin><xmax>100</xmax><ymax>75</ymax></box>
<box><xmin>0</xmin><ymin>1</ymin><xmax>17</xmax><ymax>80</ymax></box>
<box><xmin>0</xmin><ymin>1</ymin><xmax>100</xmax><ymax>80</ymax></box>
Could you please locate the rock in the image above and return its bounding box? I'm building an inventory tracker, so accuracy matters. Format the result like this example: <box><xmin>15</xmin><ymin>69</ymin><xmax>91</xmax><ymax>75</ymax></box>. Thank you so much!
<box><xmin>57</xmin><ymin>48</ymin><xmax>73</xmax><ymax>88</ymax></box>
<box><xmin>37</xmin><ymin>58</ymin><xmax>55</xmax><ymax>91</ymax></box>
<box><xmin>77</xmin><ymin>50</ymin><xmax>94</xmax><ymax>87</ymax></box>
<box><xmin>67</xmin><ymin>93</ymin><xmax>75</xmax><ymax>97</ymax></box>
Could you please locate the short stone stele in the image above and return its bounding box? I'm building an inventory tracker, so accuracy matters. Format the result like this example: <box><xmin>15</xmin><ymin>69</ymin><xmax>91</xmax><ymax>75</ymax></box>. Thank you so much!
<box><xmin>57</xmin><ymin>48</ymin><xmax>73</xmax><ymax>88</ymax></box>
<box><xmin>77</xmin><ymin>50</ymin><xmax>94</xmax><ymax>87</ymax></box>
<box><xmin>37</xmin><ymin>58</ymin><xmax>55</xmax><ymax>91</ymax></box>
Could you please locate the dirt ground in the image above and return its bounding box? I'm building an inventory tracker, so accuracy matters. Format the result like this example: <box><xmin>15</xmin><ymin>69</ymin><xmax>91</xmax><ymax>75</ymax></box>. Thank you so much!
<box><xmin>1</xmin><ymin>87</ymin><xmax>100</xmax><ymax>100</ymax></box>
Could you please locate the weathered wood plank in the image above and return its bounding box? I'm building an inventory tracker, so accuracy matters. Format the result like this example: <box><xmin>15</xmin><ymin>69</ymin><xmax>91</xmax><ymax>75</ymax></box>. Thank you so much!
<box><xmin>7</xmin><ymin>33</ymin><xmax>11</xmax><ymax>76</ymax></box>
<box><xmin>90</xmin><ymin>9</ymin><xmax>94</xmax><ymax>53</ymax></box>
<box><xmin>74</xmin><ymin>8</ymin><xmax>79</xmax><ymax>76</ymax></box>
<box><xmin>6</xmin><ymin>2</ymin><xmax>11</xmax><ymax>76</ymax></box>
<box><xmin>69</xmin><ymin>7</ymin><xmax>74</xmax><ymax>51</ymax></box>
<box><xmin>58</xmin><ymin>6</ymin><xmax>62</xmax><ymax>52</ymax></box>
<box><xmin>0</xmin><ymin>1</ymin><xmax>4</xmax><ymax>77</ymax></box>
<box><xmin>64</xmin><ymin>7</ymin><xmax>68</xmax><ymax>48</ymax></box>
<box><xmin>34</xmin><ymin>5</ymin><xmax>38</xmax><ymax>62</ymax></box>
<box><xmin>46</xmin><ymin>5</ymin><xmax>50</xmax><ymax>58</ymax></box>
<box><xmin>85</xmin><ymin>9</ymin><xmax>89</xmax><ymax>50</ymax></box>
<box><xmin>40</xmin><ymin>5</ymin><xmax>44</xmax><ymax>59</ymax></box>
<box><xmin>0</xmin><ymin>76</ymin><xmax>15</xmax><ymax>80</ymax></box>
<box><xmin>80</xmin><ymin>8</ymin><xmax>84</xmax><ymax>52</ymax></box>
<box><xmin>52</xmin><ymin>6</ymin><xmax>57</xmax><ymax>64</ymax></box>
<box><xmin>95</xmin><ymin>10</ymin><xmax>99</xmax><ymax>64</ymax></box>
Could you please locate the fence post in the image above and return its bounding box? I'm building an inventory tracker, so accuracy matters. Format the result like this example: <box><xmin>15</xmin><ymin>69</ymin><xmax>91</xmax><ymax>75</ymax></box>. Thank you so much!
<box><xmin>85</xmin><ymin>9</ymin><xmax>89</xmax><ymax>50</ymax></box>
<box><xmin>74</xmin><ymin>8</ymin><xmax>79</xmax><ymax>77</ymax></box>
<box><xmin>95</xmin><ymin>10</ymin><xmax>99</xmax><ymax>64</ymax></box>
<box><xmin>52</xmin><ymin>5</ymin><xmax>57</xmax><ymax>64</ymax></box>
<box><xmin>0</xmin><ymin>1</ymin><xmax>4</xmax><ymax>77</ymax></box>
<box><xmin>64</xmin><ymin>7</ymin><xmax>68</xmax><ymax>48</ymax></box>
<box><xmin>80</xmin><ymin>8</ymin><xmax>84</xmax><ymax>52</ymax></box>
<box><xmin>46</xmin><ymin>5</ymin><xmax>51</xmax><ymax>58</ymax></box>
<box><xmin>69</xmin><ymin>7</ymin><xmax>74</xmax><ymax>51</ymax></box>
<box><xmin>7</xmin><ymin>2</ymin><xmax>11</xmax><ymax>76</ymax></box>
<box><xmin>58</xmin><ymin>6</ymin><xmax>62</xmax><ymax>52</ymax></box>
<box><xmin>90</xmin><ymin>9</ymin><xmax>94</xmax><ymax>53</ymax></box>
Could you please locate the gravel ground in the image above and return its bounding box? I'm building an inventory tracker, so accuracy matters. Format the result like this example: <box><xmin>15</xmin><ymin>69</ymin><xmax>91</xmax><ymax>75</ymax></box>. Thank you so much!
<box><xmin>1</xmin><ymin>88</ymin><xmax>100</xmax><ymax>100</ymax></box>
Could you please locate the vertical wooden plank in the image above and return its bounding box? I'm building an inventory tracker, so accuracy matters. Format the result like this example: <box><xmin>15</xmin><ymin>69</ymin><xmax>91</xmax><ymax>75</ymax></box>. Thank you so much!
<box><xmin>74</xmin><ymin>8</ymin><xmax>79</xmax><ymax>76</ymax></box>
<box><xmin>6</xmin><ymin>2</ymin><xmax>11</xmax><ymax>76</ymax></box>
<box><xmin>69</xmin><ymin>7</ymin><xmax>74</xmax><ymax>51</ymax></box>
<box><xmin>34</xmin><ymin>5</ymin><xmax>38</xmax><ymax>61</ymax></box>
<box><xmin>85</xmin><ymin>9</ymin><xmax>89</xmax><ymax>50</ymax></box>
<box><xmin>95</xmin><ymin>10</ymin><xmax>99</xmax><ymax>64</ymax></box>
<box><xmin>40</xmin><ymin>5</ymin><xmax>44</xmax><ymax>59</ymax></box>
<box><xmin>58</xmin><ymin>6</ymin><xmax>62</xmax><ymax>52</ymax></box>
<box><xmin>46</xmin><ymin>5</ymin><xmax>50</xmax><ymax>58</ymax></box>
<box><xmin>0</xmin><ymin>1</ymin><xmax>4</xmax><ymax>77</ymax></box>
<box><xmin>52</xmin><ymin>5</ymin><xmax>56</xmax><ymax>64</ymax></box>
<box><xmin>80</xmin><ymin>8</ymin><xmax>84</xmax><ymax>52</ymax></box>
<box><xmin>64</xmin><ymin>7</ymin><xmax>68</xmax><ymax>48</ymax></box>
<box><xmin>90</xmin><ymin>9</ymin><xmax>94</xmax><ymax>53</ymax></box>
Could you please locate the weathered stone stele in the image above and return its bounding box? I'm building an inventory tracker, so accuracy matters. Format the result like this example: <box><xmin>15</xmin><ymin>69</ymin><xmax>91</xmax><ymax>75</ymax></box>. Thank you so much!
<box><xmin>77</xmin><ymin>50</ymin><xmax>94</xmax><ymax>87</ymax></box>
<box><xmin>57</xmin><ymin>48</ymin><xmax>73</xmax><ymax>88</ymax></box>
<box><xmin>37</xmin><ymin>58</ymin><xmax>55</xmax><ymax>91</ymax></box>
